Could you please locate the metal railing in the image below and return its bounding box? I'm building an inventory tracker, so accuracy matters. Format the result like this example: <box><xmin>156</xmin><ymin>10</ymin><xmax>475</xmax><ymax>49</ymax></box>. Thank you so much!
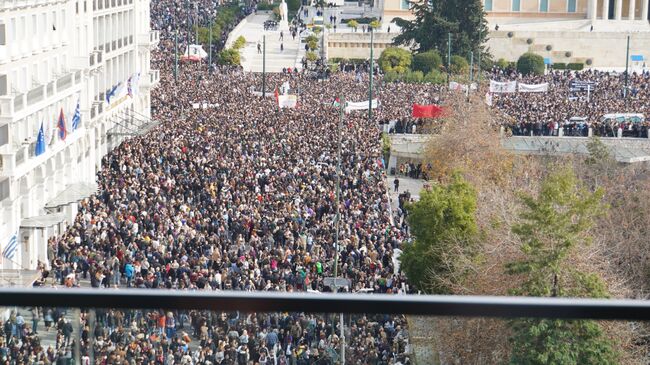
<box><xmin>1</xmin><ymin>288</ymin><xmax>650</xmax><ymax>320</ymax></box>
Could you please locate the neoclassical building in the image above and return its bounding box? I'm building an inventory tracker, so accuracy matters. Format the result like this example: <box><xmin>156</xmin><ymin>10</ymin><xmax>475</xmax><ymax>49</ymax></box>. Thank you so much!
<box><xmin>0</xmin><ymin>0</ymin><xmax>159</xmax><ymax>272</ymax></box>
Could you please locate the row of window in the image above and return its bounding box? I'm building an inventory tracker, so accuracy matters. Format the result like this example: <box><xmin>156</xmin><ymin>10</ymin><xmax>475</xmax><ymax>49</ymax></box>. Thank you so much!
<box><xmin>4</xmin><ymin>8</ymin><xmax>67</xmax><ymax>47</ymax></box>
<box><xmin>483</xmin><ymin>0</ymin><xmax>578</xmax><ymax>12</ymax></box>
<box><xmin>92</xmin><ymin>0</ymin><xmax>134</xmax><ymax>12</ymax></box>
<box><xmin>6</xmin><ymin>54</ymin><xmax>67</xmax><ymax>95</ymax></box>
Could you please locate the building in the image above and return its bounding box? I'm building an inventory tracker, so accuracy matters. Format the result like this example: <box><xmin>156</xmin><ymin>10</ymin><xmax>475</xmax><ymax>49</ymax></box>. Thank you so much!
<box><xmin>379</xmin><ymin>0</ymin><xmax>650</xmax><ymax>68</ymax></box>
<box><xmin>0</xmin><ymin>0</ymin><xmax>159</xmax><ymax>271</ymax></box>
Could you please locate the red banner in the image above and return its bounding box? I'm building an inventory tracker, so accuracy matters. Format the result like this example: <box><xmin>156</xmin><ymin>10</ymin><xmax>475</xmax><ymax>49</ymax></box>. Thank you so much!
<box><xmin>412</xmin><ymin>104</ymin><xmax>445</xmax><ymax>119</ymax></box>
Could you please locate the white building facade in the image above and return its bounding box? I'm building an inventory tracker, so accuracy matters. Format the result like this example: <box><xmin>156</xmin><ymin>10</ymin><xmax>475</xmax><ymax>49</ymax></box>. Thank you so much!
<box><xmin>0</xmin><ymin>0</ymin><xmax>159</xmax><ymax>271</ymax></box>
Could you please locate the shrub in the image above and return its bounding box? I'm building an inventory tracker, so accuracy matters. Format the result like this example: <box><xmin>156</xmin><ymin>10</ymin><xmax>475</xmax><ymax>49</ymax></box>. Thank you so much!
<box><xmin>307</xmin><ymin>39</ymin><xmax>318</xmax><ymax>51</ymax></box>
<box><xmin>404</xmin><ymin>70</ymin><xmax>424</xmax><ymax>83</ymax></box>
<box><xmin>233</xmin><ymin>36</ymin><xmax>246</xmax><ymax>49</ymax></box>
<box><xmin>384</xmin><ymin>71</ymin><xmax>401</xmax><ymax>83</ymax></box>
<box><xmin>256</xmin><ymin>2</ymin><xmax>277</xmax><ymax>10</ymax></box>
<box><xmin>369</xmin><ymin>20</ymin><xmax>381</xmax><ymax>30</ymax></box>
<box><xmin>305</xmin><ymin>35</ymin><xmax>319</xmax><ymax>44</ymax></box>
<box><xmin>450</xmin><ymin>55</ymin><xmax>469</xmax><ymax>74</ymax></box>
<box><xmin>567</xmin><ymin>63</ymin><xmax>584</xmax><ymax>71</ymax></box>
<box><xmin>219</xmin><ymin>48</ymin><xmax>241</xmax><ymax>65</ymax></box>
<box><xmin>378</xmin><ymin>47</ymin><xmax>412</xmax><ymax>73</ymax></box>
<box><xmin>424</xmin><ymin>69</ymin><xmax>447</xmax><ymax>84</ymax></box>
<box><xmin>516</xmin><ymin>52</ymin><xmax>545</xmax><ymax>76</ymax></box>
<box><xmin>496</xmin><ymin>58</ymin><xmax>509</xmax><ymax>70</ymax></box>
<box><xmin>305</xmin><ymin>51</ymin><xmax>318</xmax><ymax>62</ymax></box>
<box><xmin>553</xmin><ymin>62</ymin><xmax>566</xmax><ymax>70</ymax></box>
<box><xmin>272</xmin><ymin>6</ymin><xmax>281</xmax><ymax>21</ymax></box>
<box><xmin>347</xmin><ymin>19</ymin><xmax>359</xmax><ymax>30</ymax></box>
<box><xmin>342</xmin><ymin>17</ymin><xmax>377</xmax><ymax>24</ymax></box>
<box><xmin>412</xmin><ymin>50</ymin><xmax>442</xmax><ymax>74</ymax></box>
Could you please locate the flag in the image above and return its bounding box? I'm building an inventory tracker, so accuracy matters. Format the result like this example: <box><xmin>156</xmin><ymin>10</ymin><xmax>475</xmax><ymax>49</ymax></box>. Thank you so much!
<box><xmin>127</xmin><ymin>76</ymin><xmax>133</xmax><ymax>97</ymax></box>
<box><xmin>412</xmin><ymin>104</ymin><xmax>445</xmax><ymax>118</ymax></box>
<box><xmin>274</xmin><ymin>87</ymin><xmax>279</xmax><ymax>102</ymax></box>
<box><xmin>71</xmin><ymin>99</ymin><xmax>81</xmax><ymax>130</ymax></box>
<box><xmin>2</xmin><ymin>233</ymin><xmax>18</xmax><ymax>260</ymax></box>
<box><xmin>485</xmin><ymin>92</ymin><xmax>493</xmax><ymax>107</ymax></box>
<box><xmin>332</xmin><ymin>98</ymin><xmax>340</xmax><ymax>108</ymax></box>
<box><xmin>57</xmin><ymin>108</ymin><xmax>67</xmax><ymax>141</ymax></box>
<box><xmin>106</xmin><ymin>84</ymin><xmax>119</xmax><ymax>104</ymax></box>
<box><xmin>35</xmin><ymin>122</ymin><xmax>46</xmax><ymax>156</ymax></box>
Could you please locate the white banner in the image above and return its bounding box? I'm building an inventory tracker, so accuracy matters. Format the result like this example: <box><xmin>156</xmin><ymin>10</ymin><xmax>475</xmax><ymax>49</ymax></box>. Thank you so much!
<box><xmin>489</xmin><ymin>80</ymin><xmax>517</xmax><ymax>93</ymax></box>
<box><xmin>250</xmin><ymin>90</ymin><xmax>276</xmax><ymax>98</ymax></box>
<box><xmin>278</xmin><ymin>94</ymin><xmax>298</xmax><ymax>109</ymax></box>
<box><xmin>345</xmin><ymin>99</ymin><xmax>378</xmax><ymax>113</ymax></box>
<box><xmin>449</xmin><ymin>81</ymin><xmax>477</xmax><ymax>92</ymax></box>
<box><xmin>518</xmin><ymin>82</ymin><xmax>549</xmax><ymax>93</ymax></box>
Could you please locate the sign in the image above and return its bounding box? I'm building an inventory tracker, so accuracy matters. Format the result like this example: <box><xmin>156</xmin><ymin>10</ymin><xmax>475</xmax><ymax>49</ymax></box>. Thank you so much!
<box><xmin>518</xmin><ymin>83</ymin><xmax>549</xmax><ymax>93</ymax></box>
<box><xmin>323</xmin><ymin>277</ymin><xmax>351</xmax><ymax>289</ymax></box>
<box><xmin>569</xmin><ymin>80</ymin><xmax>596</xmax><ymax>92</ymax></box>
<box><xmin>489</xmin><ymin>80</ymin><xmax>517</xmax><ymax>93</ymax></box>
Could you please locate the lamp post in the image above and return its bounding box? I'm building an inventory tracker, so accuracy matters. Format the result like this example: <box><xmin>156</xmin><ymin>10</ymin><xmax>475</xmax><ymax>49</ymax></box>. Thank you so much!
<box><xmin>333</xmin><ymin>95</ymin><xmax>345</xmax><ymax>365</ymax></box>
<box><xmin>624</xmin><ymin>35</ymin><xmax>630</xmax><ymax>103</ymax></box>
<box><xmin>368</xmin><ymin>29</ymin><xmax>374</xmax><ymax>122</ymax></box>
<box><xmin>262</xmin><ymin>34</ymin><xmax>267</xmax><ymax>97</ymax></box>
<box><xmin>447</xmin><ymin>32</ymin><xmax>451</xmax><ymax>86</ymax></box>
<box><xmin>174</xmin><ymin>30</ymin><xmax>179</xmax><ymax>83</ymax></box>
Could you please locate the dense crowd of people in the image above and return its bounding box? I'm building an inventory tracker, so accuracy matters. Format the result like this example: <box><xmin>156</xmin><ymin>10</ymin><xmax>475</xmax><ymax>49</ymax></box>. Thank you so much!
<box><xmin>492</xmin><ymin>68</ymin><xmax>650</xmax><ymax>138</ymax></box>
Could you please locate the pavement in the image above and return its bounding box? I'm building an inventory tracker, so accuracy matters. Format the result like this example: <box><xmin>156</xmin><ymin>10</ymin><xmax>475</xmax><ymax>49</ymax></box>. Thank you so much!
<box><xmin>385</xmin><ymin>175</ymin><xmax>424</xmax><ymax>211</ymax></box>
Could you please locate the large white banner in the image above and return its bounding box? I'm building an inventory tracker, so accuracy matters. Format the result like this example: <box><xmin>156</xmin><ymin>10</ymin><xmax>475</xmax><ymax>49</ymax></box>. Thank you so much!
<box><xmin>250</xmin><ymin>90</ymin><xmax>276</xmax><ymax>98</ymax></box>
<box><xmin>518</xmin><ymin>82</ymin><xmax>549</xmax><ymax>93</ymax></box>
<box><xmin>449</xmin><ymin>81</ymin><xmax>478</xmax><ymax>92</ymax></box>
<box><xmin>345</xmin><ymin>99</ymin><xmax>379</xmax><ymax>113</ymax></box>
<box><xmin>278</xmin><ymin>94</ymin><xmax>298</xmax><ymax>109</ymax></box>
<box><xmin>489</xmin><ymin>80</ymin><xmax>517</xmax><ymax>93</ymax></box>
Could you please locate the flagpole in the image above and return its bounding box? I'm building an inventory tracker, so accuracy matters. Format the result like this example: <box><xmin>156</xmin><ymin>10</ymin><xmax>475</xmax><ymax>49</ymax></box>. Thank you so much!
<box><xmin>208</xmin><ymin>20</ymin><xmax>213</xmax><ymax>75</ymax></box>
<box><xmin>624</xmin><ymin>34</ymin><xmax>630</xmax><ymax>104</ymax></box>
<box><xmin>334</xmin><ymin>94</ymin><xmax>345</xmax><ymax>365</ymax></box>
<box><xmin>174</xmin><ymin>31</ymin><xmax>179</xmax><ymax>83</ymax></box>
<box><xmin>447</xmin><ymin>32</ymin><xmax>451</xmax><ymax>86</ymax></box>
<box><xmin>468</xmin><ymin>52</ymin><xmax>474</xmax><ymax>102</ymax></box>
<box><xmin>368</xmin><ymin>29</ymin><xmax>374</xmax><ymax>122</ymax></box>
<box><xmin>262</xmin><ymin>34</ymin><xmax>266</xmax><ymax>98</ymax></box>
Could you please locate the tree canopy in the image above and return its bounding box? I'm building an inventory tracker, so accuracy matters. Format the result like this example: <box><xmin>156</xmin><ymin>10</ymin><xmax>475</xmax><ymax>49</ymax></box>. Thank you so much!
<box><xmin>399</xmin><ymin>173</ymin><xmax>478</xmax><ymax>293</ymax></box>
<box><xmin>393</xmin><ymin>0</ymin><xmax>488</xmax><ymax>59</ymax></box>
<box><xmin>506</xmin><ymin>168</ymin><xmax>618</xmax><ymax>364</ymax></box>
<box><xmin>411</xmin><ymin>50</ymin><xmax>442</xmax><ymax>74</ymax></box>
<box><xmin>517</xmin><ymin>52</ymin><xmax>545</xmax><ymax>76</ymax></box>
<box><xmin>378</xmin><ymin>47</ymin><xmax>412</xmax><ymax>74</ymax></box>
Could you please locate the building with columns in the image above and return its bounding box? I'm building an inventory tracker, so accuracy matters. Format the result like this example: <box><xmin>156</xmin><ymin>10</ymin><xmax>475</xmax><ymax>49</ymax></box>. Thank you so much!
<box><xmin>0</xmin><ymin>0</ymin><xmax>159</xmax><ymax>272</ymax></box>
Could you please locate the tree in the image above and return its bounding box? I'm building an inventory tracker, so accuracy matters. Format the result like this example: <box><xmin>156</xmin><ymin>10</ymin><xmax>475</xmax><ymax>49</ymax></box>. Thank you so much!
<box><xmin>219</xmin><ymin>48</ymin><xmax>241</xmax><ymax>65</ymax></box>
<box><xmin>347</xmin><ymin>19</ymin><xmax>359</xmax><ymax>31</ymax></box>
<box><xmin>517</xmin><ymin>52</ymin><xmax>545</xmax><ymax>76</ymax></box>
<box><xmin>378</xmin><ymin>47</ymin><xmax>412</xmax><ymax>74</ymax></box>
<box><xmin>233</xmin><ymin>36</ymin><xmax>246</xmax><ymax>49</ymax></box>
<box><xmin>412</xmin><ymin>50</ymin><xmax>442</xmax><ymax>74</ymax></box>
<box><xmin>393</xmin><ymin>0</ymin><xmax>489</xmax><ymax>59</ymax></box>
<box><xmin>369</xmin><ymin>20</ymin><xmax>381</xmax><ymax>30</ymax></box>
<box><xmin>399</xmin><ymin>173</ymin><xmax>478</xmax><ymax>293</ymax></box>
<box><xmin>506</xmin><ymin>168</ymin><xmax>618</xmax><ymax>364</ymax></box>
<box><xmin>450</xmin><ymin>55</ymin><xmax>469</xmax><ymax>74</ymax></box>
<box><xmin>305</xmin><ymin>51</ymin><xmax>318</xmax><ymax>62</ymax></box>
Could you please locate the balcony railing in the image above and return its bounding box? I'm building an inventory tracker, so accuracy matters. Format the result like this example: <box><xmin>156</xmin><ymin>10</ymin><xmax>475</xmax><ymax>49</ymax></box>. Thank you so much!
<box><xmin>137</xmin><ymin>30</ymin><xmax>160</xmax><ymax>48</ymax></box>
<box><xmin>1</xmin><ymin>289</ymin><xmax>650</xmax><ymax>320</ymax></box>
<box><xmin>0</xmin><ymin>72</ymin><xmax>81</xmax><ymax>117</ymax></box>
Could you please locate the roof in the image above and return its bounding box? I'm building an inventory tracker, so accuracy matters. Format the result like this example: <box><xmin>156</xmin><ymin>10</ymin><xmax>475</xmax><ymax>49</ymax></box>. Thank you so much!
<box><xmin>45</xmin><ymin>182</ymin><xmax>98</xmax><ymax>209</ymax></box>
<box><xmin>20</xmin><ymin>212</ymin><xmax>66</xmax><ymax>228</ymax></box>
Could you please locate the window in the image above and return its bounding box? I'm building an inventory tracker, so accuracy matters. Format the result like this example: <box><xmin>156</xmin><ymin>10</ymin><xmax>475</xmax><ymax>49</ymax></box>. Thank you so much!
<box><xmin>484</xmin><ymin>0</ymin><xmax>492</xmax><ymax>11</ymax></box>
<box><xmin>540</xmin><ymin>0</ymin><xmax>548</xmax><ymax>12</ymax></box>
<box><xmin>401</xmin><ymin>0</ymin><xmax>409</xmax><ymax>10</ymax></box>
<box><xmin>32</xmin><ymin>15</ymin><xmax>37</xmax><ymax>35</ymax></box>
<box><xmin>512</xmin><ymin>0</ymin><xmax>520</xmax><ymax>11</ymax></box>
<box><xmin>567</xmin><ymin>0</ymin><xmax>577</xmax><ymax>12</ymax></box>
<box><xmin>0</xmin><ymin>23</ymin><xmax>5</xmax><ymax>45</ymax></box>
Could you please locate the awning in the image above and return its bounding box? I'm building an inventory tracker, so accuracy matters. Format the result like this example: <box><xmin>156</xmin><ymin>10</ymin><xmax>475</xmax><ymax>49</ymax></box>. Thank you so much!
<box><xmin>20</xmin><ymin>212</ymin><xmax>66</xmax><ymax>228</ymax></box>
<box><xmin>631</xmin><ymin>55</ymin><xmax>644</xmax><ymax>62</ymax></box>
<box><xmin>544</xmin><ymin>58</ymin><xmax>552</xmax><ymax>65</ymax></box>
<box><xmin>45</xmin><ymin>182</ymin><xmax>97</xmax><ymax>209</ymax></box>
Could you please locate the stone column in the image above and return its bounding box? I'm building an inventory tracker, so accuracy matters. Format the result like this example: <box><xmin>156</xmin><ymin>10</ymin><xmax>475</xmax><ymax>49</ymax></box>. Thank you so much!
<box><xmin>615</xmin><ymin>0</ymin><xmax>623</xmax><ymax>19</ymax></box>
<box><xmin>590</xmin><ymin>0</ymin><xmax>599</xmax><ymax>21</ymax></box>
<box><xmin>603</xmin><ymin>0</ymin><xmax>610</xmax><ymax>19</ymax></box>
<box><xmin>643</xmin><ymin>0</ymin><xmax>649</xmax><ymax>20</ymax></box>
<box><xmin>629</xmin><ymin>0</ymin><xmax>636</xmax><ymax>19</ymax></box>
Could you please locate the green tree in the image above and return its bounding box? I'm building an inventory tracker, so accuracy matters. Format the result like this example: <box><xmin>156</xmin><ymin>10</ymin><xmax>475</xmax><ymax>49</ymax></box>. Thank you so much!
<box><xmin>369</xmin><ymin>20</ymin><xmax>381</xmax><ymax>30</ymax></box>
<box><xmin>450</xmin><ymin>55</ymin><xmax>469</xmax><ymax>74</ymax></box>
<box><xmin>219</xmin><ymin>48</ymin><xmax>241</xmax><ymax>65</ymax></box>
<box><xmin>399</xmin><ymin>173</ymin><xmax>478</xmax><ymax>293</ymax></box>
<box><xmin>412</xmin><ymin>50</ymin><xmax>442</xmax><ymax>74</ymax></box>
<box><xmin>307</xmin><ymin>39</ymin><xmax>318</xmax><ymax>51</ymax></box>
<box><xmin>347</xmin><ymin>19</ymin><xmax>359</xmax><ymax>31</ymax></box>
<box><xmin>517</xmin><ymin>52</ymin><xmax>545</xmax><ymax>76</ymax></box>
<box><xmin>233</xmin><ymin>36</ymin><xmax>246</xmax><ymax>49</ymax></box>
<box><xmin>424</xmin><ymin>69</ymin><xmax>446</xmax><ymax>84</ymax></box>
<box><xmin>378</xmin><ymin>47</ymin><xmax>412</xmax><ymax>74</ymax></box>
<box><xmin>393</xmin><ymin>0</ymin><xmax>489</xmax><ymax>59</ymax></box>
<box><xmin>506</xmin><ymin>168</ymin><xmax>618</xmax><ymax>364</ymax></box>
<box><xmin>305</xmin><ymin>51</ymin><xmax>318</xmax><ymax>62</ymax></box>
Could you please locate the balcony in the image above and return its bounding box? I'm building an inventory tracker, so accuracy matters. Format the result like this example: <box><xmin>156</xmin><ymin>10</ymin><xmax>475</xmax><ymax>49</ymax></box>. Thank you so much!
<box><xmin>137</xmin><ymin>30</ymin><xmax>159</xmax><ymax>49</ymax></box>
<box><xmin>140</xmin><ymin>69</ymin><xmax>160</xmax><ymax>89</ymax></box>
<box><xmin>72</xmin><ymin>51</ymin><xmax>104</xmax><ymax>72</ymax></box>
<box><xmin>0</xmin><ymin>72</ymin><xmax>82</xmax><ymax>118</ymax></box>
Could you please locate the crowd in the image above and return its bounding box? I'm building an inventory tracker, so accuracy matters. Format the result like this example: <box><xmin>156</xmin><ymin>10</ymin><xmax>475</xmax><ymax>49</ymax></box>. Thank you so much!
<box><xmin>492</xmin><ymin>68</ymin><xmax>650</xmax><ymax>138</ymax></box>
<box><xmin>10</xmin><ymin>0</ymin><xmax>428</xmax><ymax>363</ymax></box>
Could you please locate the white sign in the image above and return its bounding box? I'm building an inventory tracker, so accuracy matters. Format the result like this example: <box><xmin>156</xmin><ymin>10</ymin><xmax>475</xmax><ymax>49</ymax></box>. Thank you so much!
<box><xmin>489</xmin><ymin>80</ymin><xmax>517</xmax><ymax>93</ymax></box>
<box><xmin>518</xmin><ymin>82</ymin><xmax>549</xmax><ymax>93</ymax></box>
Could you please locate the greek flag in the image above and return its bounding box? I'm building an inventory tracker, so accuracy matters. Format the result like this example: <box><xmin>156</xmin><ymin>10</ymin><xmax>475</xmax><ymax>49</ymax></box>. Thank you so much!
<box><xmin>71</xmin><ymin>99</ymin><xmax>81</xmax><ymax>130</ymax></box>
<box><xmin>2</xmin><ymin>233</ymin><xmax>18</xmax><ymax>260</ymax></box>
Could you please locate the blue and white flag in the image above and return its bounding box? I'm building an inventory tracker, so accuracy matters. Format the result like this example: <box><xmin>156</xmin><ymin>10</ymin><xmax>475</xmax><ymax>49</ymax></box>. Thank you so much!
<box><xmin>106</xmin><ymin>84</ymin><xmax>119</xmax><ymax>104</ymax></box>
<box><xmin>2</xmin><ymin>233</ymin><xmax>18</xmax><ymax>260</ymax></box>
<box><xmin>71</xmin><ymin>99</ymin><xmax>81</xmax><ymax>130</ymax></box>
<box><xmin>35</xmin><ymin>122</ymin><xmax>46</xmax><ymax>156</ymax></box>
